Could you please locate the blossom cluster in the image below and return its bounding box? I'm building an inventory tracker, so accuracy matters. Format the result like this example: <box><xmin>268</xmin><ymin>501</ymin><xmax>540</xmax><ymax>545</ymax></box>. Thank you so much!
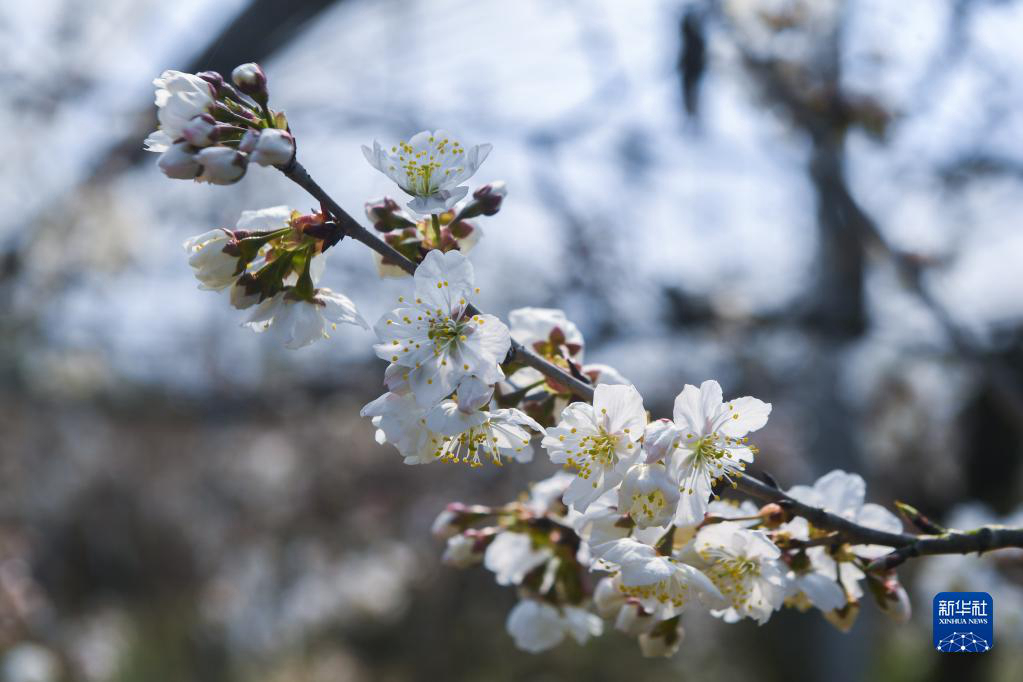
<box><xmin>154</xmin><ymin>62</ymin><xmax>915</xmax><ymax>660</ymax></box>
<box><xmin>436</xmin><ymin>465</ymin><xmax>910</xmax><ymax>657</ymax></box>
<box><xmin>145</xmin><ymin>64</ymin><xmax>294</xmax><ymax>184</ymax></box>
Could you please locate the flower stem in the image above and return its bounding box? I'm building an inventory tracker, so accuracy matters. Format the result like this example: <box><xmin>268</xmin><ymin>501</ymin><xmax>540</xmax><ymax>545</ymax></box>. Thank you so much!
<box><xmin>431</xmin><ymin>214</ymin><xmax>442</xmax><ymax>247</ymax></box>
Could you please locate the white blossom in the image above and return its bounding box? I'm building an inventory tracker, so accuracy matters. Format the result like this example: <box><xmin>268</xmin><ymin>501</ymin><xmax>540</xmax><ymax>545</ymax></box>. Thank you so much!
<box><xmin>361</xmin><ymin>391</ymin><xmax>441</xmax><ymax>465</ymax></box>
<box><xmin>618</xmin><ymin>463</ymin><xmax>680</xmax><ymax>529</ymax></box>
<box><xmin>593</xmin><ymin>576</ymin><xmax>657</xmax><ymax>636</ymax></box>
<box><xmin>244</xmin><ymin>288</ymin><xmax>367</xmax><ymax>349</ymax></box>
<box><xmin>157</xmin><ymin>140</ymin><xmax>200</xmax><ymax>179</ymax></box>
<box><xmin>638</xmin><ymin>621</ymin><xmax>686</xmax><ymax>658</ymax></box>
<box><xmin>483</xmin><ymin>532</ymin><xmax>551</xmax><ymax>586</ymax></box>
<box><xmin>362</xmin><ymin>130</ymin><xmax>492</xmax><ymax>214</ymax></box>
<box><xmin>509</xmin><ymin>307</ymin><xmax>585</xmax><ymax>358</ymax></box>
<box><xmin>505</xmin><ymin>600</ymin><xmax>602</xmax><ymax>653</ymax></box>
<box><xmin>182</xmin><ymin>228</ymin><xmax>236</xmax><ymax>290</ymax></box>
<box><xmin>249</xmin><ymin>129</ymin><xmax>295</xmax><ymax>166</ymax></box>
<box><xmin>442</xmin><ymin>533</ymin><xmax>484</xmax><ymax>568</ymax></box>
<box><xmin>181</xmin><ymin>114</ymin><xmax>217</xmax><ymax>147</ymax></box>
<box><xmin>786</xmin><ymin>469</ymin><xmax>902</xmax><ymax>560</ymax></box>
<box><xmin>424</xmin><ymin>397</ymin><xmax>545</xmax><ymax>468</ymax></box>
<box><xmin>542</xmin><ymin>383</ymin><xmax>647</xmax><ymax>512</ymax></box>
<box><xmin>592</xmin><ymin>534</ymin><xmax>726</xmax><ymax>620</ymax></box>
<box><xmin>373</xmin><ymin>250</ymin><xmax>510</xmax><ymax>407</ymax></box>
<box><xmin>694</xmin><ymin>521</ymin><xmax>787</xmax><ymax>624</ymax></box>
<box><xmin>145</xmin><ymin>70</ymin><xmax>215</xmax><ymax>153</ymax></box>
<box><xmin>197</xmin><ymin>147</ymin><xmax>247</xmax><ymax>185</ymax></box>
<box><xmin>653</xmin><ymin>380</ymin><xmax>771</xmax><ymax>525</ymax></box>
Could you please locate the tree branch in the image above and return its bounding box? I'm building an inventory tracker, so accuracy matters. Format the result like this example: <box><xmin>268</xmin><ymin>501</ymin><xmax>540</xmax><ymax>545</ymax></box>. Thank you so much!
<box><xmin>278</xmin><ymin>157</ymin><xmax>1023</xmax><ymax>568</ymax></box>
<box><xmin>278</xmin><ymin>158</ymin><xmax>596</xmax><ymax>400</ymax></box>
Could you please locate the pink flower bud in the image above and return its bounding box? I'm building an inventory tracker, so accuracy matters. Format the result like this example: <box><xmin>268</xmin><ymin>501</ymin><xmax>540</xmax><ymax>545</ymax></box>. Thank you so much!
<box><xmin>472</xmin><ymin>181</ymin><xmax>507</xmax><ymax>215</ymax></box>
<box><xmin>231</xmin><ymin>62</ymin><xmax>267</xmax><ymax>100</ymax></box>
<box><xmin>238</xmin><ymin>128</ymin><xmax>260</xmax><ymax>153</ymax></box>
<box><xmin>196</xmin><ymin>146</ymin><xmax>247</xmax><ymax>185</ymax></box>
<box><xmin>249</xmin><ymin>128</ymin><xmax>295</xmax><ymax>167</ymax></box>
<box><xmin>196</xmin><ymin>71</ymin><xmax>225</xmax><ymax>94</ymax></box>
<box><xmin>365</xmin><ymin>197</ymin><xmax>415</xmax><ymax>232</ymax></box>
<box><xmin>181</xmin><ymin>113</ymin><xmax>218</xmax><ymax>147</ymax></box>
<box><xmin>157</xmin><ymin>141</ymin><xmax>200</xmax><ymax>179</ymax></box>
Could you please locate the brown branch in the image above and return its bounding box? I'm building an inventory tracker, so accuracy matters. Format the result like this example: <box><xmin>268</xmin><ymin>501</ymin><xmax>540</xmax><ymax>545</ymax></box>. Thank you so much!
<box><xmin>278</xmin><ymin>158</ymin><xmax>596</xmax><ymax>400</ymax></box>
<box><xmin>277</xmin><ymin>157</ymin><xmax>1023</xmax><ymax>569</ymax></box>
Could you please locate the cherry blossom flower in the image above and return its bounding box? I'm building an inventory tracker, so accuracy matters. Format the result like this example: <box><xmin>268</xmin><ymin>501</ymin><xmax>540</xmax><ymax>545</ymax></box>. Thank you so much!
<box><xmin>243</xmin><ymin>288</ymin><xmax>367</xmax><ymax>349</ymax></box>
<box><xmin>362</xmin><ymin>130</ymin><xmax>493</xmax><ymax>214</ymax></box>
<box><xmin>618</xmin><ymin>463</ymin><xmax>680</xmax><ymax>529</ymax></box>
<box><xmin>649</xmin><ymin>380</ymin><xmax>771</xmax><ymax>525</ymax></box>
<box><xmin>424</xmin><ymin>396</ymin><xmax>545</xmax><ymax>468</ymax></box>
<box><xmin>361</xmin><ymin>391</ymin><xmax>442</xmax><ymax>465</ymax></box>
<box><xmin>786</xmin><ymin>469</ymin><xmax>902</xmax><ymax>560</ymax></box>
<box><xmin>182</xmin><ymin>229</ymin><xmax>237</xmax><ymax>291</ymax></box>
<box><xmin>373</xmin><ymin>250</ymin><xmax>510</xmax><ymax>407</ymax></box>
<box><xmin>694</xmin><ymin>521</ymin><xmax>788</xmax><ymax>624</ymax></box>
<box><xmin>144</xmin><ymin>70</ymin><xmax>216</xmax><ymax>153</ymax></box>
<box><xmin>542</xmin><ymin>384</ymin><xmax>647</xmax><ymax>512</ymax></box>
<box><xmin>591</xmin><ymin>534</ymin><xmax>727</xmax><ymax>620</ymax></box>
<box><xmin>505</xmin><ymin>600</ymin><xmax>603</xmax><ymax>653</ymax></box>
<box><xmin>593</xmin><ymin>576</ymin><xmax>657</xmax><ymax>637</ymax></box>
<box><xmin>484</xmin><ymin>532</ymin><xmax>552</xmax><ymax>586</ymax></box>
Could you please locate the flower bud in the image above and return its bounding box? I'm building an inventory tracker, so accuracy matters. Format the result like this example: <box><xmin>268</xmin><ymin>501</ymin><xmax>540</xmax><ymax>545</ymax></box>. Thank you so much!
<box><xmin>431</xmin><ymin>502</ymin><xmax>469</xmax><ymax>539</ymax></box>
<box><xmin>181</xmin><ymin>113</ymin><xmax>218</xmax><ymax>147</ymax></box>
<box><xmin>157</xmin><ymin>141</ymin><xmax>200</xmax><ymax>179</ymax></box>
<box><xmin>758</xmin><ymin>502</ymin><xmax>787</xmax><ymax>528</ymax></box>
<box><xmin>641</xmin><ymin>419</ymin><xmax>678</xmax><ymax>464</ymax></box>
<box><xmin>442</xmin><ymin>532</ymin><xmax>486</xmax><ymax>568</ymax></box>
<box><xmin>231</xmin><ymin>62</ymin><xmax>267</xmax><ymax>101</ymax></box>
<box><xmin>365</xmin><ymin>197</ymin><xmax>415</xmax><ymax>232</ymax></box>
<box><xmin>249</xmin><ymin>128</ymin><xmax>295</xmax><ymax>167</ymax></box>
<box><xmin>457</xmin><ymin>181</ymin><xmax>507</xmax><ymax>219</ymax></box>
<box><xmin>473</xmin><ymin>181</ymin><xmax>506</xmax><ymax>214</ymax></box>
<box><xmin>196</xmin><ymin>146</ymin><xmax>247</xmax><ymax>185</ymax></box>
<box><xmin>619</xmin><ymin>463</ymin><xmax>680</xmax><ymax>528</ymax></box>
<box><xmin>196</xmin><ymin>70</ymin><xmax>225</xmax><ymax>94</ymax></box>
<box><xmin>238</xmin><ymin>128</ymin><xmax>260</xmax><ymax>153</ymax></box>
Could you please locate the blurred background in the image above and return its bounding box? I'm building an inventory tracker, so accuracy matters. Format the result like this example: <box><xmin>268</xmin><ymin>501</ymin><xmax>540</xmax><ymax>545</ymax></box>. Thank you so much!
<box><xmin>2</xmin><ymin>0</ymin><xmax>1023</xmax><ymax>680</ymax></box>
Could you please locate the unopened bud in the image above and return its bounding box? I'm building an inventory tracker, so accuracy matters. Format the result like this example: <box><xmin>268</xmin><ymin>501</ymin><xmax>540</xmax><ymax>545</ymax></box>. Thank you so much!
<box><xmin>366</xmin><ymin>197</ymin><xmax>415</xmax><ymax>232</ymax></box>
<box><xmin>196</xmin><ymin>146</ymin><xmax>247</xmax><ymax>185</ymax></box>
<box><xmin>431</xmin><ymin>503</ymin><xmax>468</xmax><ymax>539</ymax></box>
<box><xmin>197</xmin><ymin>70</ymin><xmax>225</xmax><ymax>94</ymax></box>
<box><xmin>442</xmin><ymin>533</ymin><xmax>484</xmax><ymax>568</ymax></box>
<box><xmin>457</xmin><ymin>181</ymin><xmax>508</xmax><ymax>219</ymax></box>
<box><xmin>157</xmin><ymin>141</ymin><xmax>200</xmax><ymax>179</ymax></box>
<box><xmin>230</xmin><ymin>274</ymin><xmax>261</xmax><ymax>310</ymax></box>
<box><xmin>758</xmin><ymin>502</ymin><xmax>787</xmax><ymax>528</ymax></box>
<box><xmin>248</xmin><ymin>128</ymin><xmax>295</xmax><ymax>166</ymax></box>
<box><xmin>181</xmin><ymin>113</ymin><xmax>218</xmax><ymax>147</ymax></box>
<box><xmin>239</xmin><ymin>128</ymin><xmax>260</xmax><ymax>153</ymax></box>
<box><xmin>448</xmin><ymin>219</ymin><xmax>475</xmax><ymax>240</ymax></box>
<box><xmin>231</xmin><ymin>62</ymin><xmax>267</xmax><ymax>101</ymax></box>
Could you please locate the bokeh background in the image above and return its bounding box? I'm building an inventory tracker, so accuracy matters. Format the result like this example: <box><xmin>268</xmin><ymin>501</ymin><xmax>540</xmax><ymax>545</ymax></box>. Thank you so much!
<box><xmin>2</xmin><ymin>0</ymin><xmax>1023</xmax><ymax>680</ymax></box>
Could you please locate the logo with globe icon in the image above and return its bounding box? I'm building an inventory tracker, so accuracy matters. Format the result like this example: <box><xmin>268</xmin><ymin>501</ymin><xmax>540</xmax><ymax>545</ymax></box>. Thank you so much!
<box><xmin>933</xmin><ymin>592</ymin><xmax>993</xmax><ymax>653</ymax></box>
